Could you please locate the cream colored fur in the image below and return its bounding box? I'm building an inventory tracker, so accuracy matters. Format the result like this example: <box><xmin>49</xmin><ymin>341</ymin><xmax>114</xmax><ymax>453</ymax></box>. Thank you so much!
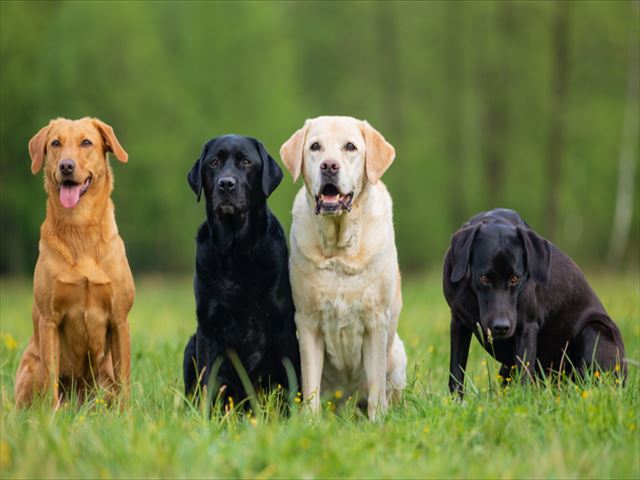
<box><xmin>281</xmin><ymin>116</ymin><xmax>406</xmax><ymax>420</ymax></box>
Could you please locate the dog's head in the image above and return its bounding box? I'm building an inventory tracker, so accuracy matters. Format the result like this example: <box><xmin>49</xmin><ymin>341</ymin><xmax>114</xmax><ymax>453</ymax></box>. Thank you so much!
<box><xmin>29</xmin><ymin>117</ymin><xmax>128</xmax><ymax>209</ymax></box>
<box><xmin>449</xmin><ymin>222</ymin><xmax>551</xmax><ymax>340</ymax></box>
<box><xmin>280</xmin><ymin>116</ymin><xmax>395</xmax><ymax>216</ymax></box>
<box><xmin>187</xmin><ymin>135</ymin><xmax>282</xmax><ymax>215</ymax></box>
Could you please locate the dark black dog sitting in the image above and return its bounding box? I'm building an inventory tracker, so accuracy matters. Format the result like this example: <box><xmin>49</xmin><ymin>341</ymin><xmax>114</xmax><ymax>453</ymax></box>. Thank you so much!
<box><xmin>443</xmin><ymin>208</ymin><xmax>626</xmax><ymax>396</ymax></box>
<box><xmin>183</xmin><ymin>134</ymin><xmax>300</xmax><ymax>408</ymax></box>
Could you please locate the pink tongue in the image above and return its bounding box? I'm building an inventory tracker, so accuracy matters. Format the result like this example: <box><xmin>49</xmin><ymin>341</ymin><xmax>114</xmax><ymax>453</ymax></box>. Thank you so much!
<box><xmin>321</xmin><ymin>194</ymin><xmax>339</xmax><ymax>204</ymax></box>
<box><xmin>60</xmin><ymin>184</ymin><xmax>82</xmax><ymax>208</ymax></box>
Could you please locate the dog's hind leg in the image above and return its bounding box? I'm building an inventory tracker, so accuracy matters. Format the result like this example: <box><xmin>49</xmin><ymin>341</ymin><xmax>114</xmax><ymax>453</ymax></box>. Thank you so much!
<box><xmin>14</xmin><ymin>340</ymin><xmax>45</xmax><ymax>408</ymax></box>
<box><xmin>573</xmin><ymin>322</ymin><xmax>626</xmax><ymax>380</ymax></box>
<box><xmin>386</xmin><ymin>333</ymin><xmax>407</xmax><ymax>405</ymax></box>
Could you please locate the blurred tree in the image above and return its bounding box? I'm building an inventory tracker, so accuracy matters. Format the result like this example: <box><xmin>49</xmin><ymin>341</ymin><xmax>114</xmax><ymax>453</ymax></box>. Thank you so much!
<box><xmin>0</xmin><ymin>0</ymin><xmax>637</xmax><ymax>274</ymax></box>
<box><xmin>544</xmin><ymin>0</ymin><xmax>570</xmax><ymax>239</ymax></box>
<box><xmin>608</xmin><ymin>1</ymin><xmax>639</xmax><ymax>267</ymax></box>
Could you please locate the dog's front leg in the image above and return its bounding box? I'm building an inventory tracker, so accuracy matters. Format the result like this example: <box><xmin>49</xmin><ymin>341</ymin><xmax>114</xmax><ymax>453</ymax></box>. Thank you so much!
<box><xmin>449</xmin><ymin>314</ymin><xmax>472</xmax><ymax>397</ymax></box>
<box><xmin>297</xmin><ymin>318</ymin><xmax>324</xmax><ymax>414</ymax></box>
<box><xmin>39</xmin><ymin>316</ymin><xmax>61</xmax><ymax>407</ymax></box>
<box><xmin>363</xmin><ymin>322</ymin><xmax>388</xmax><ymax>421</ymax></box>
<box><xmin>515</xmin><ymin>321</ymin><xmax>539</xmax><ymax>382</ymax></box>
<box><xmin>109</xmin><ymin>317</ymin><xmax>131</xmax><ymax>401</ymax></box>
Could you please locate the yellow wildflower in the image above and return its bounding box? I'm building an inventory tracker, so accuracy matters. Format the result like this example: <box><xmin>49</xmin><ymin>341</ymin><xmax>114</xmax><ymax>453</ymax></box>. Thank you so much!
<box><xmin>614</xmin><ymin>364</ymin><xmax>621</xmax><ymax>372</ymax></box>
<box><xmin>334</xmin><ymin>390</ymin><xmax>343</xmax><ymax>400</ymax></box>
<box><xmin>594</xmin><ymin>370</ymin><xmax>600</xmax><ymax>379</ymax></box>
<box><xmin>0</xmin><ymin>440</ymin><xmax>11</xmax><ymax>469</ymax></box>
<box><xmin>581</xmin><ymin>390</ymin><xmax>589</xmax><ymax>399</ymax></box>
<box><xmin>0</xmin><ymin>333</ymin><xmax>17</xmax><ymax>351</ymax></box>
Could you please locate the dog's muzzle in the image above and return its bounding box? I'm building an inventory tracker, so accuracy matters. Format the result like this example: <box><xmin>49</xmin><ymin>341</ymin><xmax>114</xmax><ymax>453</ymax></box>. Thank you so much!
<box><xmin>315</xmin><ymin>183</ymin><xmax>353</xmax><ymax>215</ymax></box>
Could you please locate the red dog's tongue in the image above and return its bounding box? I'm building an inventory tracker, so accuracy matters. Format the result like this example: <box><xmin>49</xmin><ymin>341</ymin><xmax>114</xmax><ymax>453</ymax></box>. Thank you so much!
<box><xmin>60</xmin><ymin>184</ymin><xmax>82</xmax><ymax>208</ymax></box>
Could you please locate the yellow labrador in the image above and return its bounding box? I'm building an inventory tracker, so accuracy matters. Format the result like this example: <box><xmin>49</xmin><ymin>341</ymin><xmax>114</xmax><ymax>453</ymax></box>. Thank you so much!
<box><xmin>280</xmin><ymin>116</ymin><xmax>406</xmax><ymax>420</ymax></box>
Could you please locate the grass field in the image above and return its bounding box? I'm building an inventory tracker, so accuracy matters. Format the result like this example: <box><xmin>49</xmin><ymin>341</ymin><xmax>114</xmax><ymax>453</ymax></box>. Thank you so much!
<box><xmin>1</xmin><ymin>272</ymin><xmax>638</xmax><ymax>478</ymax></box>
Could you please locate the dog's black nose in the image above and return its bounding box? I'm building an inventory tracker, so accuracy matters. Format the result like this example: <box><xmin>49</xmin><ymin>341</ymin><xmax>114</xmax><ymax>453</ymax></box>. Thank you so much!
<box><xmin>218</xmin><ymin>176</ymin><xmax>237</xmax><ymax>191</ymax></box>
<box><xmin>491</xmin><ymin>319</ymin><xmax>511</xmax><ymax>337</ymax></box>
<box><xmin>59</xmin><ymin>159</ymin><xmax>75</xmax><ymax>176</ymax></box>
<box><xmin>320</xmin><ymin>160</ymin><xmax>340</xmax><ymax>175</ymax></box>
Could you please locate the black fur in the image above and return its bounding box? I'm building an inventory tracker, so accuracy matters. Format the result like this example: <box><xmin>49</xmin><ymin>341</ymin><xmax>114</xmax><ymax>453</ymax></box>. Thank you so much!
<box><xmin>183</xmin><ymin>135</ymin><xmax>300</xmax><ymax>408</ymax></box>
<box><xmin>443</xmin><ymin>208</ymin><xmax>626</xmax><ymax>396</ymax></box>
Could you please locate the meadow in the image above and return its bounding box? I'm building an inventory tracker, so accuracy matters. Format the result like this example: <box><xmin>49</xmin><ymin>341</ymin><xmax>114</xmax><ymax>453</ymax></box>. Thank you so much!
<box><xmin>0</xmin><ymin>272</ymin><xmax>638</xmax><ymax>478</ymax></box>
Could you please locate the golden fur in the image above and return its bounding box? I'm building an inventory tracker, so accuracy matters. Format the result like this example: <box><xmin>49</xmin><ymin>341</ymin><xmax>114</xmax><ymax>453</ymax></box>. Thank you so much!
<box><xmin>14</xmin><ymin>117</ymin><xmax>134</xmax><ymax>408</ymax></box>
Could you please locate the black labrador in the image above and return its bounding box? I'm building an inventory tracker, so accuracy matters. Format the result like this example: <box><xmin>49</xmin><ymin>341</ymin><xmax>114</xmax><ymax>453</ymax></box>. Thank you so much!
<box><xmin>444</xmin><ymin>208</ymin><xmax>626</xmax><ymax>395</ymax></box>
<box><xmin>183</xmin><ymin>134</ymin><xmax>300</xmax><ymax>408</ymax></box>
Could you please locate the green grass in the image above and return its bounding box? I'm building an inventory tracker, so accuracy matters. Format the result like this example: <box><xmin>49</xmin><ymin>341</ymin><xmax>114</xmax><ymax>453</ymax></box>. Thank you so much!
<box><xmin>1</xmin><ymin>272</ymin><xmax>638</xmax><ymax>478</ymax></box>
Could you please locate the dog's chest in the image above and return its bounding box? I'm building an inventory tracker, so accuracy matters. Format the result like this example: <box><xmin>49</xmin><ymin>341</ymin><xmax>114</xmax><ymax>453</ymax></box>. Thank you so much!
<box><xmin>52</xmin><ymin>265</ymin><xmax>114</xmax><ymax>372</ymax></box>
<box><xmin>312</xmin><ymin>268</ymin><xmax>382</xmax><ymax>375</ymax></box>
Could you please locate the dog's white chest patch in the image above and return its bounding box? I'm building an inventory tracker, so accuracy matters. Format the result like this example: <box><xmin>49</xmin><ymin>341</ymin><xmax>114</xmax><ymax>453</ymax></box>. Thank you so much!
<box><xmin>320</xmin><ymin>296</ymin><xmax>366</xmax><ymax>376</ymax></box>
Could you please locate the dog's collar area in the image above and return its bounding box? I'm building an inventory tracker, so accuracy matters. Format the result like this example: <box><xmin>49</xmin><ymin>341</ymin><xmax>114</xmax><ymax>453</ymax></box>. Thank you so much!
<box><xmin>315</xmin><ymin>184</ymin><xmax>353</xmax><ymax>215</ymax></box>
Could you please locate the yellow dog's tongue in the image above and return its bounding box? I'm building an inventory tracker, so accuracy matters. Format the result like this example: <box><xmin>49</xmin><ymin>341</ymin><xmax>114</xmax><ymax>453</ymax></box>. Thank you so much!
<box><xmin>60</xmin><ymin>184</ymin><xmax>82</xmax><ymax>209</ymax></box>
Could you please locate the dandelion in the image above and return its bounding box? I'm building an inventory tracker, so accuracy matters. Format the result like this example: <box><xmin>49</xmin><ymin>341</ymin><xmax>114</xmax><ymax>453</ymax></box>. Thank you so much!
<box><xmin>594</xmin><ymin>370</ymin><xmax>600</xmax><ymax>379</ymax></box>
<box><xmin>1</xmin><ymin>333</ymin><xmax>18</xmax><ymax>351</ymax></box>
<box><xmin>250</xmin><ymin>417</ymin><xmax>258</xmax><ymax>427</ymax></box>
<box><xmin>334</xmin><ymin>390</ymin><xmax>343</xmax><ymax>400</ymax></box>
<box><xmin>615</xmin><ymin>364</ymin><xmax>621</xmax><ymax>373</ymax></box>
<box><xmin>505</xmin><ymin>377</ymin><xmax>512</xmax><ymax>383</ymax></box>
<box><xmin>497</xmin><ymin>374</ymin><xmax>503</xmax><ymax>381</ymax></box>
<box><xmin>0</xmin><ymin>440</ymin><xmax>12</xmax><ymax>469</ymax></box>
<box><xmin>581</xmin><ymin>390</ymin><xmax>589</xmax><ymax>399</ymax></box>
<box><xmin>228</xmin><ymin>396</ymin><xmax>235</xmax><ymax>411</ymax></box>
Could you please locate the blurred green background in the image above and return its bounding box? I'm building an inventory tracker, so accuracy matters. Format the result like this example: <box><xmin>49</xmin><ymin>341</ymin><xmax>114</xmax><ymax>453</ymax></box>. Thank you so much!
<box><xmin>1</xmin><ymin>0</ymin><xmax>638</xmax><ymax>275</ymax></box>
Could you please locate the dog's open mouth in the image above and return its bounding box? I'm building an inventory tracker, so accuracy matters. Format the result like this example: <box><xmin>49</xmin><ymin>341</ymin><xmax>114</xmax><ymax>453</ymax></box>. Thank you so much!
<box><xmin>315</xmin><ymin>184</ymin><xmax>353</xmax><ymax>215</ymax></box>
<box><xmin>59</xmin><ymin>177</ymin><xmax>92</xmax><ymax>209</ymax></box>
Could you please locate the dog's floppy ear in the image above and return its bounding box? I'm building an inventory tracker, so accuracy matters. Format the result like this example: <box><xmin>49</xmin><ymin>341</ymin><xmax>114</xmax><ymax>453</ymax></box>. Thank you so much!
<box><xmin>92</xmin><ymin>118</ymin><xmax>128</xmax><ymax>163</ymax></box>
<box><xmin>187</xmin><ymin>143</ymin><xmax>209</xmax><ymax>202</ymax></box>
<box><xmin>517</xmin><ymin>227</ymin><xmax>551</xmax><ymax>285</ymax></box>
<box><xmin>28</xmin><ymin>123</ymin><xmax>50</xmax><ymax>174</ymax></box>
<box><xmin>450</xmin><ymin>225</ymin><xmax>479</xmax><ymax>283</ymax></box>
<box><xmin>280</xmin><ymin>120</ymin><xmax>309</xmax><ymax>182</ymax></box>
<box><xmin>254</xmin><ymin>139</ymin><xmax>283</xmax><ymax>197</ymax></box>
<box><xmin>361</xmin><ymin>120</ymin><xmax>395</xmax><ymax>184</ymax></box>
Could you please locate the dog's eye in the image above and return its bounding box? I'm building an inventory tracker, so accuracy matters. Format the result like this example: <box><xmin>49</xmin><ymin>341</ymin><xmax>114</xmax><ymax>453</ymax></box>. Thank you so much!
<box><xmin>345</xmin><ymin>142</ymin><xmax>357</xmax><ymax>151</ymax></box>
<box><xmin>51</xmin><ymin>140</ymin><xmax>61</xmax><ymax>147</ymax></box>
<box><xmin>510</xmin><ymin>275</ymin><xmax>520</xmax><ymax>286</ymax></box>
<box><xmin>310</xmin><ymin>142</ymin><xmax>320</xmax><ymax>151</ymax></box>
<box><xmin>81</xmin><ymin>139</ymin><xmax>93</xmax><ymax>147</ymax></box>
<box><xmin>239</xmin><ymin>158</ymin><xmax>251</xmax><ymax>168</ymax></box>
<box><xmin>209</xmin><ymin>158</ymin><xmax>220</xmax><ymax>168</ymax></box>
<box><xmin>479</xmin><ymin>275</ymin><xmax>490</xmax><ymax>285</ymax></box>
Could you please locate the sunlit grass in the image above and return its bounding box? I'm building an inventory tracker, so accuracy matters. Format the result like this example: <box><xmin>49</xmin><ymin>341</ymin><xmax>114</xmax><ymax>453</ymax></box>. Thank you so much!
<box><xmin>1</xmin><ymin>272</ymin><xmax>638</xmax><ymax>478</ymax></box>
